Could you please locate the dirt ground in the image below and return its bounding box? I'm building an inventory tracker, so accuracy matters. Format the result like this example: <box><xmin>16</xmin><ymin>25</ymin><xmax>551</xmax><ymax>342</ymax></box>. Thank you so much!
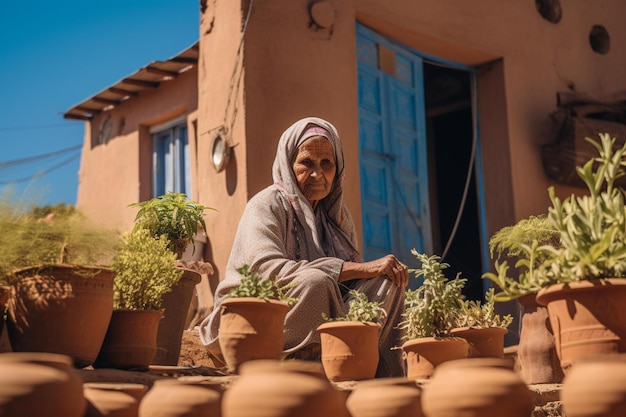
<box><xmin>177</xmin><ymin>329</ymin><xmax>222</xmax><ymax>368</ymax></box>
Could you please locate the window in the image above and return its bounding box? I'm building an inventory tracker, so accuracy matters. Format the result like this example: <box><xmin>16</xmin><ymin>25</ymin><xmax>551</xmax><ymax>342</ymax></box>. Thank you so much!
<box><xmin>152</xmin><ymin>121</ymin><xmax>190</xmax><ymax>197</ymax></box>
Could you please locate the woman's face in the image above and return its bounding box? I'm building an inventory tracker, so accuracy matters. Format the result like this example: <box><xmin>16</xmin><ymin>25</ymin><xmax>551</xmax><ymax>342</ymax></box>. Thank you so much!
<box><xmin>292</xmin><ymin>136</ymin><xmax>336</xmax><ymax>208</ymax></box>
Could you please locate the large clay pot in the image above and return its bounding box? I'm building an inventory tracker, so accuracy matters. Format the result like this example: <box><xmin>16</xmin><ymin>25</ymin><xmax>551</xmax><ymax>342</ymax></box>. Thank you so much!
<box><xmin>222</xmin><ymin>359</ymin><xmax>350</xmax><ymax>417</ymax></box>
<box><xmin>401</xmin><ymin>337</ymin><xmax>469</xmax><ymax>379</ymax></box>
<box><xmin>517</xmin><ymin>292</ymin><xmax>564</xmax><ymax>384</ymax></box>
<box><xmin>6</xmin><ymin>265</ymin><xmax>114</xmax><ymax>367</ymax></box>
<box><xmin>421</xmin><ymin>357</ymin><xmax>534</xmax><ymax>417</ymax></box>
<box><xmin>450</xmin><ymin>327</ymin><xmax>508</xmax><ymax>358</ymax></box>
<box><xmin>346</xmin><ymin>377</ymin><xmax>424</xmax><ymax>417</ymax></box>
<box><xmin>536</xmin><ymin>278</ymin><xmax>626</xmax><ymax>371</ymax></box>
<box><xmin>218</xmin><ymin>297</ymin><xmax>289</xmax><ymax>373</ymax></box>
<box><xmin>84</xmin><ymin>383</ymin><xmax>148</xmax><ymax>417</ymax></box>
<box><xmin>317</xmin><ymin>321</ymin><xmax>380</xmax><ymax>381</ymax></box>
<box><xmin>138</xmin><ymin>378</ymin><xmax>223</xmax><ymax>417</ymax></box>
<box><xmin>94</xmin><ymin>309</ymin><xmax>162</xmax><ymax>370</ymax></box>
<box><xmin>154</xmin><ymin>270</ymin><xmax>202</xmax><ymax>366</ymax></box>
<box><xmin>561</xmin><ymin>354</ymin><xmax>626</xmax><ymax>417</ymax></box>
<box><xmin>0</xmin><ymin>352</ymin><xmax>86</xmax><ymax>417</ymax></box>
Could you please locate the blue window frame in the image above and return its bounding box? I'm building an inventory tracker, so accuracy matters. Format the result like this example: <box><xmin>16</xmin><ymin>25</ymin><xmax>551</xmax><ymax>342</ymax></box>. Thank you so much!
<box><xmin>152</xmin><ymin>122</ymin><xmax>190</xmax><ymax>197</ymax></box>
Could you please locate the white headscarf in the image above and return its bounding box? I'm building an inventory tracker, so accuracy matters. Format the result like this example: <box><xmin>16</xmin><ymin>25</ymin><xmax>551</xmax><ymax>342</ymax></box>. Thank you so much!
<box><xmin>272</xmin><ymin>117</ymin><xmax>361</xmax><ymax>262</ymax></box>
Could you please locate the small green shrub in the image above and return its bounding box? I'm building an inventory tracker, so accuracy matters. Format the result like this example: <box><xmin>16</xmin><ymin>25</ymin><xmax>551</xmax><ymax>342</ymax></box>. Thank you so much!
<box><xmin>227</xmin><ymin>264</ymin><xmax>298</xmax><ymax>307</ymax></box>
<box><xmin>111</xmin><ymin>229</ymin><xmax>183</xmax><ymax>310</ymax></box>
<box><xmin>323</xmin><ymin>289</ymin><xmax>387</xmax><ymax>323</ymax></box>
<box><xmin>453</xmin><ymin>288</ymin><xmax>513</xmax><ymax>329</ymax></box>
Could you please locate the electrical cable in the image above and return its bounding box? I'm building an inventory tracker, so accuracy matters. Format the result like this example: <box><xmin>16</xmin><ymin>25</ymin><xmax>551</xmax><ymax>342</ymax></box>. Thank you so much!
<box><xmin>0</xmin><ymin>144</ymin><xmax>82</xmax><ymax>169</ymax></box>
<box><xmin>0</xmin><ymin>151</ymin><xmax>81</xmax><ymax>185</ymax></box>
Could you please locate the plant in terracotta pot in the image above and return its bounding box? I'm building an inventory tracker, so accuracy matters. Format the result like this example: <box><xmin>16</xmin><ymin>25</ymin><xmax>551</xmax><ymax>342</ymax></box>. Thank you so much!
<box><xmin>484</xmin><ymin>133</ymin><xmax>626</xmax><ymax>371</ymax></box>
<box><xmin>94</xmin><ymin>228</ymin><xmax>183</xmax><ymax>370</ymax></box>
<box><xmin>450</xmin><ymin>288</ymin><xmax>513</xmax><ymax>358</ymax></box>
<box><xmin>397</xmin><ymin>250</ymin><xmax>469</xmax><ymax>379</ymax></box>
<box><xmin>0</xmin><ymin>198</ymin><xmax>120</xmax><ymax>367</ymax></box>
<box><xmin>316</xmin><ymin>289</ymin><xmax>387</xmax><ymax>382</ymax></box>
<box><xmin>218</xmin><ymin>264</ymin><xmax>298</xmax><ymax>373</ymax></box>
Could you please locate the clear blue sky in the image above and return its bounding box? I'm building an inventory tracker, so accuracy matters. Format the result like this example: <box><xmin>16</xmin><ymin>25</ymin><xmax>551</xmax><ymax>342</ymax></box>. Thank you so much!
<box><xmin>0</xmin><ymin>1</ymin><xmax>199</xmax><ymax>207</ymax></box>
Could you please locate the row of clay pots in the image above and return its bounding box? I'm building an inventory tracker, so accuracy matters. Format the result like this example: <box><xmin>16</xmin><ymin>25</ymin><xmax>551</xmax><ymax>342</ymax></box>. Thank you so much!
<box><xmin>2</xmin><ymin>352</ymin><xmax>626</xmax><ymax>417</ymax></box>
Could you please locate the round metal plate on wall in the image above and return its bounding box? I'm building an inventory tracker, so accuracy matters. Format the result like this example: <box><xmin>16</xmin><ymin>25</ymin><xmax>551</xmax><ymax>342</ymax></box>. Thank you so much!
<box><xmin>211</xmin><ymin>132</ymin><xmax>232</xmax><ymax>173</ymax></box>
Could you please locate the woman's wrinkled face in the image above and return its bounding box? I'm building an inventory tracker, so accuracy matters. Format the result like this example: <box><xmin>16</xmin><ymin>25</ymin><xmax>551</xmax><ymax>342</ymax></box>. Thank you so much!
<box><xmin>292</xmin><ymin>136</ymin><xmax>336</xmax><ymax>208</ymax></box>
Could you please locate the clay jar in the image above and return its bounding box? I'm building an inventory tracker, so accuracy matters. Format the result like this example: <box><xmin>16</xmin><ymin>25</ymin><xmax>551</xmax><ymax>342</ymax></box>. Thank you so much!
<box><xmin>450</xmin><ymin>327</ymin><xmax>508</xmax><ymax>358</ymax></box>
<box><xmin>346</xmin><ymin>377</ymin><xmax>424</xmax><ymax>417</ymax></box>
<box><xmin>222</xmin><ymin>359</ymin><xmax>350</xmax><ymax>417</ymax></box>
<box><xmin>83</xmin><ymin>383</ymin><xmax>148</xmax><ymax>417</ymax></box>
<box><xmin>401</xmin><ymin>337</ymin><xmax>469</xmax><ymax>379</ymax></box>
<box><xmin>0</xmin><ymin>352</ymin><xmax>86</xmax><ymax>417</ymax></box>
<box><xmin>138</xmin><ymin>378</ymin><xmax>223</xmax><ymax>417</ymax></box>
<box><xmin>218</xmin><ymin>297</ymin><xmax>290</xmax><ymax>373</ymax></box>
<box><xmin>421</xmin><ymin>357</ymin><xmax>533</xmax><ymax>417</ymax></box>
<box><xmin>561</xmin><ymin>354</ymin><xmax>626</xmax><ymax>417</ymax></box>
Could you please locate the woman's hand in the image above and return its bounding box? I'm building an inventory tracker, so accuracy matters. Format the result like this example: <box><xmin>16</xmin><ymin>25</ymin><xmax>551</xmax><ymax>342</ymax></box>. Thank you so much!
<box><xmin>340</xmin><ymin>254</ymin><xmax>409</xmax><ymax>288</ymax></box>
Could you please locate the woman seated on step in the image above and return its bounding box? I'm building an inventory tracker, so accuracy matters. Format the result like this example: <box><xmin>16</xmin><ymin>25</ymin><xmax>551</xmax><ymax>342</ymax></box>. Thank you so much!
<box><xmin>198</xmin><ymin>116</ymin><xmax>409</xmax><ymax>377</ymax></box>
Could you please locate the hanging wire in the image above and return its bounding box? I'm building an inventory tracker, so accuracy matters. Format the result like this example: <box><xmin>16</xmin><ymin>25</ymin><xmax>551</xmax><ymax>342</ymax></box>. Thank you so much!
<box><xmin>0</xmin><ymin>151</ymin><xmax>81</xmax><ymax>185</ymax></box>
<box><xmin>0</xmin><ymin>144</ymin><xmax>82</xmax><ymax>169</ymax></box>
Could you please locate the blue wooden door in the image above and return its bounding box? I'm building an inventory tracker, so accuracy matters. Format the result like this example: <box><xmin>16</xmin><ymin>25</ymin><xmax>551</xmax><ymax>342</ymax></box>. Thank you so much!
<box><xmin>357</xmin><ymin>25</ymin><xmax>432</xmax><ymax>268</ymax></box>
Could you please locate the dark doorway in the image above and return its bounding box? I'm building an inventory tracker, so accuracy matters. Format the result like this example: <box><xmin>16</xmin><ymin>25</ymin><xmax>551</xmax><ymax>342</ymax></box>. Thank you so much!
<box><xmin>423</xmin><ymin>62</ymin><xmax>484</xmax><ymax>302</ymax></box>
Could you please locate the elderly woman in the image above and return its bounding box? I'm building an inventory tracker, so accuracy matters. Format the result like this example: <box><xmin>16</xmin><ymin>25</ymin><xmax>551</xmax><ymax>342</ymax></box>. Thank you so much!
<box><xmin>198</xmin><ymin>116</ymin><xmax>408</xmax><ymax>377</ymax></box>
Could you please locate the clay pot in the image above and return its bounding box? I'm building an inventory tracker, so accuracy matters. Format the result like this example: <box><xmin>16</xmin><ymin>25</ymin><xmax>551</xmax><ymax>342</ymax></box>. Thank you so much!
<box><xmin>517</xmin><ymin>292</ymin><xmax>564</xmax><ymax>384</ymax></box>
<box><xmin>154</xmin><ymin>269</ymin><xmax>202</xmax><ymax>365</ymax></box>
<box><xmin>401</xmin><ymin>337</ymin><xmax>469</xmax><ymax>379</ymax></box>
<box><xmin>317</xmin><ymin>321</ymin><xmax>380</xmax><ymax>381</ymax></box>
<box><xmin>83</xmin><ymin>383</ymin><xmax>148</xmax><ymax>417</ymax></box>
<box><xmin>421</xmin><ymin>357</ymin><xmax>534</xmax><ymax>417</ymax></box>
<box><xmin>222</xmin><ymin>359</ymin><xmax>350</xmax><ymax>417</ymax></box>
<box><xmin>6</xmin><ymin>265</ymin><xmax>114</xmax><ymax>367</ymax></box>
<box><xmin>138</xmin><ymin>378</ymin><xmax>223</xmax><ymax>417</ymax></box>
<box><xmin>94</xmin><ymin>309</ymin><xmax>162</xmax><ymax>370</ymax></box>
<box><xmin>450</xmin><ymin>327</ymin><xmax>508</xmax><ymax>358</ymax></box>
<box><xmin>346</xmin><ymin>377</ymin><xmax>424</xmax><ymax>417</ymax></box>
<box><xmin>536</xmin><ymin>278</ymin><xmax>626</xmax><ymax>371</ymax></box>
<box><xmin>0</xmin><ymin>352</ymin><xmax>86</xmax><ymax>417</ymax></box>
<box><xmin>561</xmin><ymin>354</ymin><xmax>626</xmax><ymax>417</ymax></box>
<box><xmin>218</xmin><ymin>297</ymin><xmax>290</xmax><ymax>373</ymax></box>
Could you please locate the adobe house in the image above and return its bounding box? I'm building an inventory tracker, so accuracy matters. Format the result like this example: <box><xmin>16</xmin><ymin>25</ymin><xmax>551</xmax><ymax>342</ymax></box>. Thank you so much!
<box><xmin>64</xmin><ymin>0</ymin><xmax>626</xmax><ymax>344</ymax></box>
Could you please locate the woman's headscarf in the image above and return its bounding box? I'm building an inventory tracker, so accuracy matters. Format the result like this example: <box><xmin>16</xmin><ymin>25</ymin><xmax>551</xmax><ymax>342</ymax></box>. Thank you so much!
<box><xmin>272</xmin><ymin>117</ymin><xmax>361</xmax><ymax>262</ymax></box>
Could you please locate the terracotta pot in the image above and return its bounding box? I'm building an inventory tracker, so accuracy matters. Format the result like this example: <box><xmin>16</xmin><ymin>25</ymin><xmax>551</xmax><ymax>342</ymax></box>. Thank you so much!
<box><xmin>94</xmin><ymin>309</ymin><xmax>162</xmax><ymax>370</ymax></box>
<box><xmin>154</xmin><ymin>269</ymin><xmax>202</xmax><ymax>366</ymax></box>
<box><xmin>83</xmin><ymin>383</ymin><xmax>148</xmax><ymax>417</ymax></box>
<box><xmin>517</xmin><ymin>292</ymin><xmax>563</xmax><ymax>384</ymax></box>
<box><xmin>450</xmin><ymin>327</ymin><xmax>508</xmax><ymax>358</ymax></box>
<box><xmin>0</xmin><ymin>352</ymin><xmax>86</xmax><ymax>417</ymax></box>
<box><xmin>536</xmin><ymin>278</ymin><xmax>626</xmax><ymax>370</ymax></box>
<box><xmin>561</xmin><ymin>354</ymin><xmax>626</xmax><ymax>417</ymax></box>
<box><xmin>6</xmin><ymin>265</ymin><xmax>114</xmax><ymax>367</ymax></box>
<box><xmin>138</xmin><ymin>378</ymin><xmax>223</xmax><ymax>417</ymax></box>
<box><xmin>317</xmin><ymin>321</ymin><xmax>380</xmax><ymax>381</ymax></box>
<box><xmin>346</xmin><ymin>377</ymin><xmax>424</xmax><ymax>417</ymax></box>
<box><xmin>218</xmin><ymin>297</ymin><xmax>289</xmax><ymax>373</ymax></box>
<box><xmin>421</xmin><ymin>357</ymin><xmax>534</xmax><ymax>417</ymax></box>
<box><xmin>401</xmin><ymin>337</ymin><xmax>469</xmax><ymax>379</ymax></box>
<box><xmin>222</xmin><ymin>359</ymin><xmax>350</xmax><ymax>417</ymax></box>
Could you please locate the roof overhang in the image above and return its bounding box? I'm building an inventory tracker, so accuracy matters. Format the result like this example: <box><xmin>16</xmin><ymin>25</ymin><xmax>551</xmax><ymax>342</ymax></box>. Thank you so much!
<box><xmin>63</xmin><ymin>41</ymin><xmax>199</xmax><ymax>121</ymax></box>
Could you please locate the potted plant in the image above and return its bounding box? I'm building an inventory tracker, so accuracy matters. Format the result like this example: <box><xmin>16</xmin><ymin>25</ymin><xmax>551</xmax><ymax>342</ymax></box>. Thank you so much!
<box><xmin>450</xmin><ymin>287</ymin><xmax>513</xmax><ymax>358</ymax></box>
<box><xmin>484</xmin><ymin>133</ymin><xmax>626</xmax><ymax>372</ymax></box>
<box><xmin>0</xmin><ymin>199</ymin><xmax>120</xmax><ymax>367</ymax></box>
<box><xmin>128</xmin><ymin>192</ymin><xmax>216</xmax><ymax>365</ymax></box>
<box><xmin>94</xmin><ymin>229</ymin><xmax>183</xmax><ymax>370</ymax></box>
<box><xmin>397</xmin><ymin>250</ymin><xmax>469</xmax><ymax>379</ymax></box>
<box><xmin>218</xmin><ymin>264</ymin><xmax>298</xmax><ymax>373</ymax></box>
<box><xmin>316</xmin><ymin>289</ymin><xmax>387</xmax><ymax>381</ymax></box>
<box><xmin>482</xmin><ymin>215</ymin><xmax>564</xmax><ymax>384</ymax></box>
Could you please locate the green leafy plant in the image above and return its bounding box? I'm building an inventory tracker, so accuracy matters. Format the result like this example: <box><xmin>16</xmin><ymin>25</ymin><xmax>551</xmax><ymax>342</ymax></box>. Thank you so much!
<box><xmin>453</xmin><ymin>288</ymin><xmax>513</xmax><ymax>329</ymax></box>
<box><xmin>398</xmin><ymin>250</ymin><xmax>466</xmax><ymax>340</ymax></box>
<box><xmin>0</xmin><ymin>198</ymin><xmax>120</xmax><ymax>285</ymax></box>
<box><xmin>322</xmin><ymin>289</ymin><xmax>387</xmax><ymax>323</ymax></box>
<box><xmin>226</xmin><ymin>264</ymin><xmax>298</xmax><ymax>307</ymax></box>
<box><xmin>110</xmin><ymin>229</ymin><xmax>183</xmax><ymax>310</ymax></box>
<box><xmin>130</xmin><ymin>192</ymin><xmax>215</xmax><ymax>258</ymax></box>
<box><xmin>483</xmin><ymin>133</ymin><xmax>626</xmax><ymax>301</ymax></box>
